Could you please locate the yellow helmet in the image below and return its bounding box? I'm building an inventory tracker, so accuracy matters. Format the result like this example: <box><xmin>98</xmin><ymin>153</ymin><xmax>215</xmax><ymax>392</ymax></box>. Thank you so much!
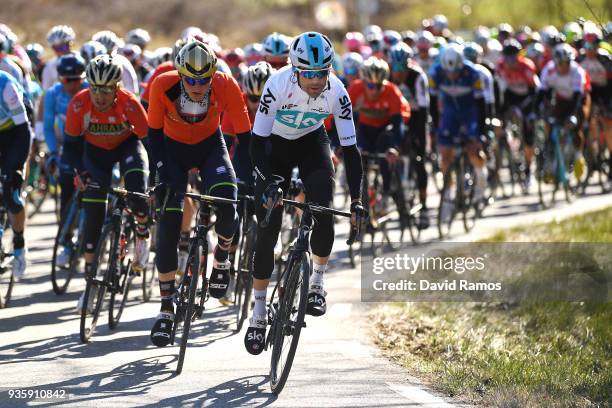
<box><xmin>174</xmin><ymin>39</ymin><xmax>217</xmax><ymax>79</ymax></box>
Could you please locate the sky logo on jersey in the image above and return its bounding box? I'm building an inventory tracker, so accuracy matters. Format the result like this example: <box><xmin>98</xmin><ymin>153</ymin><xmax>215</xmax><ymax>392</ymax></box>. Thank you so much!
<box><xmin>276</xmin><ymin>110</ymin><xmax>329</xmax><ymax>129</ymax></box>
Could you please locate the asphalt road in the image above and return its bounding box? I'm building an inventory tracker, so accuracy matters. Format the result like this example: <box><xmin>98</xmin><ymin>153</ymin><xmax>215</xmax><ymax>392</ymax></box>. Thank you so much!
<box><xmin>0</xmin><ymin>175</ymin><xmax>610</xmax><ymax>408</ymax></box>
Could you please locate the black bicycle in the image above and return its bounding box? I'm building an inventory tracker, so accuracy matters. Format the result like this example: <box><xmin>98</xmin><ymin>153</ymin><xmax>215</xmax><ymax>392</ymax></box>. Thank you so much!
<box><xmin>167</xmin><ymin>191</ymin><xmax>238</xmax><ymax>375</ymax></box>
<box><xmin>0</xmin><ymin>174</ymin><xmax>15</xmax><ymax>308</ymax></box>
<box><xmin>263</xmin><ymin>198</ymin><xmax>358</xmax><ymax>395</ymax></box>
<box><xmin>79</xmin><ymin>186</ymin><xmax>148</xmax><ymax>343</ymax></box>
<box><xmin>229</xmin><ymin>187</ymin><xmax>256</xmax><ymax>333</ymax></box>
<box><xmin>51</xmin><ymin>188</ymin><xmax>84</xmax><ymax>295</ymax></box>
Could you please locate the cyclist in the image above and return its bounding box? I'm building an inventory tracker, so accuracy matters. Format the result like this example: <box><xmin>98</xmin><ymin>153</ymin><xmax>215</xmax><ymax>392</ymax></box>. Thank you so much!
<box><xmin>125</xmin><ymin>28</ymin><xmax>151</xmax><ymax>52</ymax></box>
<box><xmin>42</xmin><ymin>25</ymin><xmax>75</xmax><ymax>90</ymax></box>
<box><xmin>26</xmin><ymin>43</ymin><xmax>46</xmax><ymax>83</ymax></box>
<box><xmin>577</xmin><ymin>28</ymin><xmax>612</xmax><ymax>187</ymax></box>
<box><xmin>223</xmin><ymin>48</ymin><xmax>248</xmax><ymax>84</ymax></box>
<box><xmin>496</xmin><ymin>39</ymin><xmax>541</xmax><ymax>189</ymax></box>
<box><xmin>244</xmin><ymin>43</ymin><xmax>264</xmax><ymax>66</ymax></box>
<box><xmin>0</xmin><ymin>70</ymin><xmax>33</xmax><ymax>280</ymax></box>
<box><xmin>430</xmin><ymin>44</ymin><xmax>489</xmax><ymax>204</ymax></box>
<box><xmin>0</xmin><ymin>33</ymin><xmax>30</xmax><ymax>94</ymax></box>
<box><xmin>63</xmin><ymin>55</ymin><xmax>150</xmax><ymax>311</ymax></box>
<box><xmin>245</xmin><ymin>32</ymin><xmax>364</xmax><ymax>355</ymax></box>
<box><xmin>262</xmin><ymin>32</ymin><xmax>291</xmax><ymax>69</ymax></box>
<box><xmin>146</xmin><ymin>40</ymin><xmax>251</xmax><ymax>347</ymax></box>
<box><xmin>388</xmin><ymin>42</ymin><xmax>430</xmax><ymax>228</ymax></box>
<box><xmin>415</xmin><ymin>30</ymin><xmax>435</xmax><ymax>73</ymax></box>
<box><xmin>219</xmin><ymin>61</ymin><xmax>276</xmax><ymax>305</ymax></box>
<box><xmin>349</xmin><ymin>56</ymin><xmax>410</xmax><ymax>210</ymax></box>
<box><xmin>341</xmin><ymin>52</ymin><xmax>363</xmax><ymax>87</ymax></box>
<box><xmin>536</xmin><ymin>43</ymin><xmax>588</xmax><ymax>180</ymax></box>
<box><xmin>43</xmin><ymin>54</ymin><xmax>88</xmax><ymax>266</ymax></box>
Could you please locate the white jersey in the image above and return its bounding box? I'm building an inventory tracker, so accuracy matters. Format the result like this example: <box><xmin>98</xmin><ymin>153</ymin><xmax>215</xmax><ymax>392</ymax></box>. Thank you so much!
<box><xmin>474</xmin><ymin>63</ymin><xmax>495</xmax><ymax>105</ymax></box>
<box><xmin>540</xmin><ymin>60</ymin><xmax>586</xmax><ymax>100</ymax></box>
<box><xmin>112</xmin><ymin>53</ymin><xmax>139</xmax><ymax>95</ymax></box>
<box><xmin>252</xmin><ymin>65</ymin><xmax>356</xmax><ymax>146</ymax></box>
<box><xmin>41</xmin><ymin>57</ymin><xmax>59</xmax><ymax>90</ymax></box>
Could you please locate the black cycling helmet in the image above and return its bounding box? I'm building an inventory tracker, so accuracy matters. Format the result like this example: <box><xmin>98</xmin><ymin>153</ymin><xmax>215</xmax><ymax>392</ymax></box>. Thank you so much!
<box><xmin>57</xmin><ymin>53</ymin><xmax>86</xmax><ymax>78</ymax></box>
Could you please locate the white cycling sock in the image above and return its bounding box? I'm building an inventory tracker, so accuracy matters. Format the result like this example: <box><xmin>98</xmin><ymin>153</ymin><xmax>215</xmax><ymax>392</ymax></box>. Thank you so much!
<box><xmin>253</xmin><ymin>288</ymin><xmax>267</xmax><ymax>318</ymax></box>
<box><xmin>309</xmin><ymin>262</ymin><xmax>327</xmax><ymax>291</ymax></box>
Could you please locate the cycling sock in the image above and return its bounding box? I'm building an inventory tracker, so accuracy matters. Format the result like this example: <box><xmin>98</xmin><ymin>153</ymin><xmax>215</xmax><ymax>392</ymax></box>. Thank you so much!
<box><xmin>310</xmin><ymin>262</ymin><xmax>327</xmax><ymax>290</ymax></box>
<box><xmin>12</xmin><ymin>231</ymin><xmax>24</xmax><ymax>250</ymax></box>
<box><xmin>84</xmin><ymin>263</ymin><xmax>93</xmax><ymax>277</ymax></box>
<box><xmin>214</xmin><ymin>236</ymin><xmax>232</xmax><ymax>264</ymax></box>
<box><xmin>159</xmin><ymin>280</ymin><xmax>175</xmax><ymax>312</ymax></box>
<box><xmin>253</xmin><ymin>287</ymin><xmax>267</xmax><ymax>317</ymax></box>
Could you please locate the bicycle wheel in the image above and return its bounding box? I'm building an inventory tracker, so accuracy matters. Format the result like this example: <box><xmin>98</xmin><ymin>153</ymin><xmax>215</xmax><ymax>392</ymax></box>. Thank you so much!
<box><xmin>142</xmin><ymin>222</ymin><xmax>157</xmax><ymax>302</ymax></box>
<box><xmin>108</xmin><ymin>227</ymin><xmax>134</xmax><ymax>329</ymax></box>
<box><xmin>51</xmin><ymin>199</ymin><xmax>80</xmax><ymax>295</ymax></box>
<box><xmin>438</xmin><ymin>165</ymin><xmax>459</xmax><ymax>240</ymax></box>
<box><xmin>269</xmin><ymin>250</ymin><xmax>310</xmax><ymax>395</ymax></box>
<box><xmin>79</xmin><ymin>224</ymin><xmax>113</xmax><ymax>343</ymax></box>
<box><xmin>26</xmin><ymin>170</ymin><xmax>48</xmax><ymax>220</ymax></box>
<box><xmin>235</xmin><ymin>227</ymin><xmax>254</xmax><ymax>332</ymax></box>
<box><xmin>0</xmin><ymin>216</ymin><xmax>14</xmax><ymax>308</ymax></box>
<box><xmin>176</xmin><ymin>240</ymin><xmax>203</xmax><ymax>375</ymax></box>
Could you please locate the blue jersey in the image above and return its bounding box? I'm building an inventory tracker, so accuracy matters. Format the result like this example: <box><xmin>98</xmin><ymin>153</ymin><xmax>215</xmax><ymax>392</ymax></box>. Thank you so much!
<box><xmin>43</xmin><ymin>81</ymin><xmax>88</xmax><ymax>152</ymax></box>
<box><xmin>429</xmin><ymin>61</ymin><xmax>483</xmax><ymax>112</ymax></box>
<box><xmin>0</xmin><ymin>71</ymin><xmax>29</xmax><ymax>131</ymax></box>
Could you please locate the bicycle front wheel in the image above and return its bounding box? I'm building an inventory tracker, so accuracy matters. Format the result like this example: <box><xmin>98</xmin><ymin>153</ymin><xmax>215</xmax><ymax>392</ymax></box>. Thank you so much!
<box><xmin>51</xmin><ymin>200</ymin><xmax>80</xmax><ymax>295</ymax></box>
<box><xmin>270</xmin><ymin>251</ymin><xmax>310</xmax><ymax>395</ymax></box>
<box><xmin>176</xmin><ymin>240</ymin><xmax>203</xmax><ymax>375</ymax></box>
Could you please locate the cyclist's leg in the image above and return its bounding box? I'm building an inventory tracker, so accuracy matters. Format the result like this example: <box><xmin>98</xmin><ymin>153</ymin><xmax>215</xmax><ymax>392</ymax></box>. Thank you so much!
<box><xmin>464</xmin><ymin>109</ymin><xmax>488</xmax><ymax>197</ymax></box>
<box><xmin>1</xmin><ymin>126</ymin><xmax>30</xmax><ymax>278</ymax></box>
<box><xmin>246</xmin><ymin>135</ymin><xmax>292</xmax><ymax>354</ymax></box>
<box><xmin>81</xmin><ymin>144</ymin><xmax>116</xmax><ymax>267</ymax></box>
<box><xmin>298</xmin><ymin>128</ymin><xmax>335</xmax><ymax>316</ymax></box>
<box><xmin>438</xmin><ymin>111</ymin><xmax>458</xmax><ymax>175</ymax></box>
<box><xmin>410</xmin><ymin>109</ymin><xmax>429</xmax><ymax>207</ymax></box>
<box><xmin>199</xmin><ymin>130</ymin><xmax>239</xmax><ymax>299</ymax></box>
<box><xmin>119</xmin><ymin>138</ymin><xmax>150</xmax><ymax>271</ymax></box>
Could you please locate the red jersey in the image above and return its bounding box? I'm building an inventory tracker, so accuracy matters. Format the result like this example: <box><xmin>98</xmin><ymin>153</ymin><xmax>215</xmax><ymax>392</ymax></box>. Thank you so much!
<box><xmin>221</xmin><ymin>92</ymin><xmax>255</xmax><ymax>135</ymax></box>
<box><xmin>348</xmin><ymin>80</ymin><xmax>410</xmax><ymax>127</ymax></box>
<box><xmin>496</xmin><ymin>56</ymin><xmax>540</xmax><ymax>96</ymax></box>
<box><xmin>65</xmin><ymin>88</ymin><xmax>148</xmax><ymax>150</ymax></box>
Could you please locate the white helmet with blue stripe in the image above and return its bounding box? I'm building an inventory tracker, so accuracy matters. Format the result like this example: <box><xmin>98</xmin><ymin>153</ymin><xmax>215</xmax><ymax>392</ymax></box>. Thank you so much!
<box><xmin>289</xmin><ymin>32</ymin><xmax>335</xmax><ymax>70</ymax></box>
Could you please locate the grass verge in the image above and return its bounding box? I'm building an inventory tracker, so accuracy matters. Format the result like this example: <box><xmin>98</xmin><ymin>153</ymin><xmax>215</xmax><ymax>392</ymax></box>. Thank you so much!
<box><xmin>372</xmin><ymin>207</ymin><xmax>612</xmax><ymax>407</ymax></box>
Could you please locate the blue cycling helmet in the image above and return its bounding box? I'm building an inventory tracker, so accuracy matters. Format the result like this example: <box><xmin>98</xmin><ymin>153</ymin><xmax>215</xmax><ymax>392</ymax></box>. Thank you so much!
<box><xmin>289</xmin><ymin>32</ymin><xmax>335</xmax><ymax>70</ymax></box>
<box><xmin>57</xmin><ymin>53</ymin><xmax>86</xmax><ymax>78</ymax></box>
<box><xmin>387</xmin><ymin>42</ymin><xmax>413</xmax><ymax>72</ymax></box>
<box><xmin>263</xmin><ymin>32</ymin><xmax>290</xmax><ymax>57</ymax></box>
<box><xmin>463</xmin><ymin>42</ymin><xmax>483</xmax><ymax>63</ymax></box>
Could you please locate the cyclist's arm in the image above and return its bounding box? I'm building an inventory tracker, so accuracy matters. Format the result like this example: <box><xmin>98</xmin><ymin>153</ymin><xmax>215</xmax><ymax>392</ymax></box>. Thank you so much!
<box><xmin>42</xmin><ymin>89</ymin><xmax>58</xmax><ymax>153</ymax></box>
<box><xmin>332</xmin><ymin>85</ymin><xmax>362</xmax><ymax>200</ymax></box>
<box><xmin>63</xmin><ymin>97</ymin><xmax>85</xmax><ymax>172</ymax></box>
<box><xmin>146</xmin><ymin>77</ymin><xmax>167</xmax><ymax>182</ymax></box>
<box><xmin>125</xmin><ymin>96</ymin><xmax>149</xmax><ymax>139</ymax></box>
<box><xmin>3</xmin><ymin>80</ymin><xmax>29</xmax><ymax>127</ymax></box>
<box><xmin>251</xmin><ymin>80</ymin><xmax>280</xmax><ymax>184</ymax></box>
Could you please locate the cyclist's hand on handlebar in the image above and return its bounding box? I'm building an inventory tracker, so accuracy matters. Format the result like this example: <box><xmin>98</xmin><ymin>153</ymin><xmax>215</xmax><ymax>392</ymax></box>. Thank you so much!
<box><xmin>347</xmin><ymin>200</ymin><xmax>366</xmax><ymax>245</ymax></box>
<box><xmin>386</xmin><ymin>147</ymin><xmax>400</xmax><ymax>164</ymax></box>
<box><xmin>73</xmin><ymin>170</ymin><xmax>90</xmax><ymax>192</ymax></box>
<box><xmin>262</xmin><ymin>183</ymin><xmax>283</xmax><ymax>210</ymax></box>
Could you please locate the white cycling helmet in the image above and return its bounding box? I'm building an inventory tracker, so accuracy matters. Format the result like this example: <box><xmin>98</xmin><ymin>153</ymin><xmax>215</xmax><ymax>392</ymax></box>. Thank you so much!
<box><xmin>243</xmin><ymin>61</ymin><xmax>275</xmax><ymax>96</ymax></box>
<box><xmin>86</xmin><ymin>54</ymin><xmax>123</xmax><ymax>86</ymax></box>
<box><xmin>92</xmin><ymin>30</ymin><xmax>121</xmax><ymax>53</ymax></box>
<box><xmin>360</xmin><ymin>56</ymin><xmax>389</xmax><ymax>83</ymax></box>
<box><xmin>119</xmin><ymin>43</ymin><xmax>142</xmax><ymax>64</ymax></box>
<box><xmin>440</xmin><ymin>43</ymin><xmax>464</xmax><ymax>72</ymax></box>
<box><xmin>363</xmin><ymin>24</ymin><xmax>382</xmax><ymax>38</ymax></box>
<box><xmin>126</xmin><ymin>28</ymin><xmax>151</xmax><ymax>49</ymax></box>
<box><xmin>342</xmin><ymin>52</ymin><xmax>364</xmax><ymax>76</ymax></box>
<box><xmin>47</xmin><ymin>25</ymin><xmax>75</xmax><ymax>46</ymax></box>
<box><xmin>80</xmin><ymin>40</ymin><xmax>107</xmax><ymax>64</ymax></box>
<box><xmin>289</xmin><ymin>32</ymin><xmax>335</xmax><ymax>70</ymax></box>
<box><xmin>180</xmin><ymin>26</ymin><xmax>203</xmax><ymax>41</ymax></box>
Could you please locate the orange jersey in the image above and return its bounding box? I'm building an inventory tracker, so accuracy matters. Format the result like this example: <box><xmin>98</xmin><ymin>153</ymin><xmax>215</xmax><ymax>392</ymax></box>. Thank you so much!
<box><xmin>348</xmin><ymin>80</ymin><xmax>410</xmax><ymax>127</ymax></box>
<box><xmin>147</xmin><ymin>71</ymin><xmax>251</xmax><ymax>144</ymax></box>
<box><xmin>141</xmin><ymin>61</ymin><xmax>174</xmax><ymax>103</ymax></box>
<box><xmin>221</xmin><ymin>92</ymin><xmax>256</xmax><ymax>135</ymax></box>
<box><xmin>65</xmin><ymin>88</ymin><xmax>148</xmax><ymax>150</ymax></box>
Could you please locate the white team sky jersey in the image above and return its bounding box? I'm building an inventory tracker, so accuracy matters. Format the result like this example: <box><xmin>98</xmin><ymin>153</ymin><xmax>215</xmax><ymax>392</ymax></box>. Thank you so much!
<box><xmin>540</xmin><ymin>60</ymin><xmax>586</xmax><ymax>100</ymax></box>
<box><xmin>252</xmin><ymin>65</ymin><xmax>356</xmax><ymax>146</ymax></box>
<box><xmin>474</xmin><ymin>63</ymin><xmax>495</xmax><ymax>105</ymax></box>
